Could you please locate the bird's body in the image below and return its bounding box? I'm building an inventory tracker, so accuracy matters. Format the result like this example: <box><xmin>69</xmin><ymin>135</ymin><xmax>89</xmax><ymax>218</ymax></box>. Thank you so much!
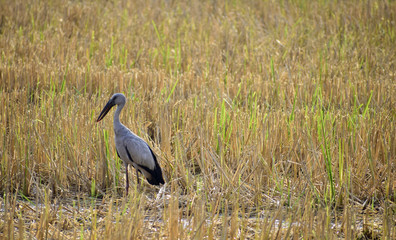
<box><xmin>97</xmin><ymin>93</ymin><xmax>165</xmax><ymax>194</ymax></box>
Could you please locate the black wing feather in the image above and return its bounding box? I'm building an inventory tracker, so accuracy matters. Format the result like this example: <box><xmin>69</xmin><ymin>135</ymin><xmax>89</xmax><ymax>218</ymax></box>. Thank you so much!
<box><xmin>125</xmin><ymin>145</ymin><xmax>165</xmax><ymax>185</ymax></box>
<box><xmin>147</xmin><ymin>145</ymin><xmax>165</xmax><ymax>185</ymax></box>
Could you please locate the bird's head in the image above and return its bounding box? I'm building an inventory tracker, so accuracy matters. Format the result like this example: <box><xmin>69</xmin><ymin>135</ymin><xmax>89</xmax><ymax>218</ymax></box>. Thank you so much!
<box><xmin>96</xmin><ymin>93</ymin><xmax>126</xmax><ymax>122</ymax></box>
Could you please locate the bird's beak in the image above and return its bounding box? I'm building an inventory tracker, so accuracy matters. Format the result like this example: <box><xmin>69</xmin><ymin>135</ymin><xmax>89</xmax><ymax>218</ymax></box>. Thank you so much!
<box><xmin>96</xmin><ymin>99</ymin><xmax>115</xmax><ymax>122</ymax></box>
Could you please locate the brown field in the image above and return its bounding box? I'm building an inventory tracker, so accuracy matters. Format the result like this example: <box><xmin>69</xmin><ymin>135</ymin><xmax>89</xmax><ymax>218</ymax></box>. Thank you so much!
<box><xmin>1</xmin><ymin>0</ymin><xmax>395</xmax><ymax>239</ymax></box>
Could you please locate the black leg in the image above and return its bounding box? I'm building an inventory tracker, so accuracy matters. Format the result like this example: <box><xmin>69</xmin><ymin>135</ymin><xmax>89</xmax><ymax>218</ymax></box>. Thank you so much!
<box><xmin>125</xmin><ymin>162</ymin><xmax>129</xmax><ymax>195</ymax></box>
<box><xmin>136</xmin><ymin>168</ymin><xmax>140</xmax><ymax>185</ymax></box>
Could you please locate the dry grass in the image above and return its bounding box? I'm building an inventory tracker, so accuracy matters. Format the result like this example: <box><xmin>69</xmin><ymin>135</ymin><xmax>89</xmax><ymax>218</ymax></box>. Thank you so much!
<box><xmin>1</xmin><ymin>0</ymin><xmax>395</xmax><ymax>239</ymax></box>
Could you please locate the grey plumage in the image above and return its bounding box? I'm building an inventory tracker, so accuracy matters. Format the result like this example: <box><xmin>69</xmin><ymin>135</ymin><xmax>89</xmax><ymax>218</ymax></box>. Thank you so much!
<box><xmin>97</xmin><ymin>93</ymin><xmax>165</xmax><ymax>194</ymax></box>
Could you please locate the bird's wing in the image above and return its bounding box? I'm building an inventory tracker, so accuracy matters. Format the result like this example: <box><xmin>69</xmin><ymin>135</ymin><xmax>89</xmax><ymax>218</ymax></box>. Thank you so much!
<box><xmin>123</xmin><ymin>136</ymin><xmax>156</xmax><ymax>170</ymax></box>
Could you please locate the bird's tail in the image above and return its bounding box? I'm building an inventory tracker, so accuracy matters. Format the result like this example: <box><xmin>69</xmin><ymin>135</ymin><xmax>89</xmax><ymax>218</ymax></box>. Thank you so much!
<box><xmin>146</xmin><ymin>148</ymin><xmax>165</xmax><ymax>185</ymax></box>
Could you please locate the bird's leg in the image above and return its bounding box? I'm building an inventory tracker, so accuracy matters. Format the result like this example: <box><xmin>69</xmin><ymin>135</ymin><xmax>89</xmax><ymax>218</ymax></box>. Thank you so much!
<box><xmin>125</xmin><ymin>162</ymin><xmax>129</xmax><ymax>195</ymax></box>
<box><xmin>136</xmin><ymin>168</ymin><xmax>140</xmax><ymax>185</ymax></box>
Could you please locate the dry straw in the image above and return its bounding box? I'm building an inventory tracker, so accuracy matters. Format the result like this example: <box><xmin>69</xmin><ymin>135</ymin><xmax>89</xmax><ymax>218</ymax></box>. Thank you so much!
<box><xmin>0</xmin><ymin>0</ymin><xmax>395</xmax><ymax>239</ymax></box>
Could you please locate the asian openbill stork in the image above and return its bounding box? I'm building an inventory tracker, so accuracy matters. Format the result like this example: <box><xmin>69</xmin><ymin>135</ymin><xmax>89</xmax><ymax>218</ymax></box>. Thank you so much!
<box><xmin>96</xmin><ymin>93</ymin><xmax>165</xmax><ymax>194</ymax></box>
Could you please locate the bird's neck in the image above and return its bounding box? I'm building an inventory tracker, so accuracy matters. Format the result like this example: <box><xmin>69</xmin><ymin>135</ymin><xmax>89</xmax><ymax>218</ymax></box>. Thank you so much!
<box><xmin>113</xmin><ymin>103</ymin><xmax>125</xmax><ymax>130</ymax></box>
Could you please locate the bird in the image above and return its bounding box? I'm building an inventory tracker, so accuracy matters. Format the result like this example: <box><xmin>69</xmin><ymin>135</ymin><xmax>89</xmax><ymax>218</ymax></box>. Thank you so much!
<box><xmin>96</xmin><ymin>93</ymin><xmax>165</xmax><ymax>194</ymax></box>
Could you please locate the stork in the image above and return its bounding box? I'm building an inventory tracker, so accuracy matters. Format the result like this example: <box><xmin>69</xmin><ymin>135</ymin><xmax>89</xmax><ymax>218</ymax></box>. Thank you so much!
<box><xmin>96</xmin><ymin>93</ymin><xmax>165</xmax><ymax>194</ymax></box>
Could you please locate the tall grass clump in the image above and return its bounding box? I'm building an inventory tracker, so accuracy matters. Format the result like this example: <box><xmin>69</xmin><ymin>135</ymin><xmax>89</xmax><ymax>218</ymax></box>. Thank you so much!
<box><xmin>1</xmin><ymin>0</ymin><xmax>395</xmax><ymax>238</ymax></box>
